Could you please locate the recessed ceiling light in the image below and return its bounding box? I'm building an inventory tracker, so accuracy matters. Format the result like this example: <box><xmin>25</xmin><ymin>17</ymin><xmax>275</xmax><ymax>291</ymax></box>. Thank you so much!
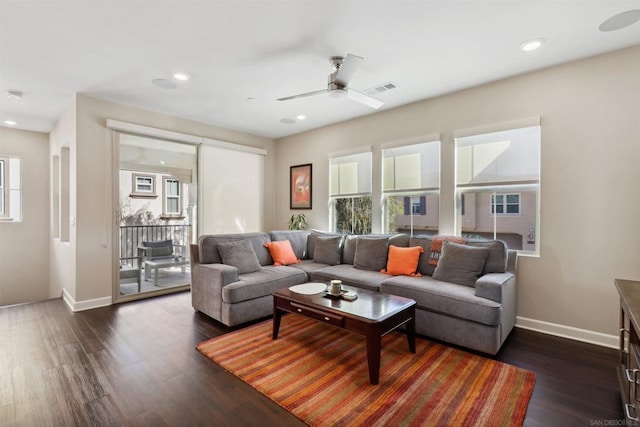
<box><xmin>4</xmin><ymin>120</ymin><xmax>17</xmax><ymax>126</ymax></box>
<box><xmin>7</xmin><ymin>90</ymin><xmax>22</xmax><ymax>100</ymax></box>
<box><xmin>173</xmin><ymin>73</ymin><xmax>190</xmax><ymax>81</ymax></box>
<box><xmin>296</xmin><ymin>114</ymin><xmax>307</xmax><ymax>120</ymax></box>
<box><xmin>520</xmin><ymin>38</ymin><xmax>545</xmax><ymax>52</ymax></box>
<box><xmin>280</xmin><ymin>118</ymin><xmax>296</xmax><ymax>124</ymax></box>
<box><xmin>152</xmin><ymin>78</ymin><xmax>177</xmax><ymax>89</ymax></box>
<box><xmin>599</xmin><ymin>10</ymin><xmax>640</xmax><ymax>32</ymax></box>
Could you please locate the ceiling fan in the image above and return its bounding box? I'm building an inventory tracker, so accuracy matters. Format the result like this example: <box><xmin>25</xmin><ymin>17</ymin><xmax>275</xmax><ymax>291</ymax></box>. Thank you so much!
<box><xmin>277</xmin><ymin>54</ymin><xmax>384</xmax><ymax>109</ymax></box>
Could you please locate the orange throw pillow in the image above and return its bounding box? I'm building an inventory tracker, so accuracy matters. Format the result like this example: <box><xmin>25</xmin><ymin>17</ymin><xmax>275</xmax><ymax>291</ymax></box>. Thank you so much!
<box><xmin>381</xmin><ymin>245</ymin><xmax>424</xmax><ymax>276</ymax></box>
<box><xmin>264</xmin><ymin>240</ymin><xmax>301</xmax><ymax>266</ymax></box>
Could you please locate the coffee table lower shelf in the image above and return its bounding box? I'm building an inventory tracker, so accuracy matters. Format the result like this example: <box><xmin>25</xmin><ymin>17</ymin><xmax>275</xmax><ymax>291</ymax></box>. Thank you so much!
<box><xmin>272</xmin><ymin>287</ymin><xmax>416</xmax><ymax>385</ymax></box>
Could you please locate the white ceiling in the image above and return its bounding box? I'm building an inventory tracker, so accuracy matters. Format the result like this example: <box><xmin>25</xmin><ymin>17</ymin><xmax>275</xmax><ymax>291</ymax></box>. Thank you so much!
<box><xmin>1</xmin><ymin>1</ymin><xmax>639</xmax><ymax>139</ymax></box>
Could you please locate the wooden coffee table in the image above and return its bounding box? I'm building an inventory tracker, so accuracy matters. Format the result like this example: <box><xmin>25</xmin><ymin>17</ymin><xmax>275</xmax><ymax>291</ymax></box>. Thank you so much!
<box><xmin>272</xmin><ymin>284</ymin><xmax>416</xmax><ymax>385</ymax></box>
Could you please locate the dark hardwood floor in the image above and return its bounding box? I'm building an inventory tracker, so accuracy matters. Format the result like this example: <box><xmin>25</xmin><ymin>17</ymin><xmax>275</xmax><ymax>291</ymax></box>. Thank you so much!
<box><xmin>0</xmin><ymin>291</ymin><xmax>623</xmax><ymax>426</ymax></box>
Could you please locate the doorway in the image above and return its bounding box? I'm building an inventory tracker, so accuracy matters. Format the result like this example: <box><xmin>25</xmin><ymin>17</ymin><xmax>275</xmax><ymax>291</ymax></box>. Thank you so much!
<box><xmin>115</xmin><ymin>132</ymin><xmax>198</xmax><ymax>302</ymax></box>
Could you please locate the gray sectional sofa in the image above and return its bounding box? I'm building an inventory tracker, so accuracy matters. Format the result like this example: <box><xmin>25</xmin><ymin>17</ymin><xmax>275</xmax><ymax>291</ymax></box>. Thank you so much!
<box><xmin>190</xmin><ymin>230</ymin><xmax>517</xmax><ymax>354</ymax></box>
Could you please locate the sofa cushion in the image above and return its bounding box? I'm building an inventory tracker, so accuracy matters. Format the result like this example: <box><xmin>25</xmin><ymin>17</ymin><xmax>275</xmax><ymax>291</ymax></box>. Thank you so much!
<box><xmin>307</xmin><ymin>230</ymin><xmax>342</xmax><ymax>260</ymax></box>
<box><xmin>432</xmin><ymin>241</ymin><xmax>489</xmax><ymax>287</ymax></box>
<box><xmin>270</xmin><ymin>230</ymin><xmax>310</xmax><ymax>259</ymax></box>
<box><xmin>313</xmin><ymin>236</ymin><xmax>342</xmax><ymax>265</ymax></box>
<box><xmin>264</xmin><ymin>240</ymin><xmax>301</xmax><ymax>266</ymax></box>
<box><xmin>410</xmin><ymin>235</ymin><xmax>435</xmax><ymax>276</ymax></box>
<box><xmin>142</xmin><ymin>239</ymin><xmax>173</xmax><ymax>258</ymax></box>
<box><xmin>380</xmin><ymin>275</ymin><xmax>501</xmax><ymax>326</ymax></box>
<box><xmin>199</xmin><ymin>232</ymin><xmax>273</xmax><ymax>265</ymax></box>
<box><xmin>382</xmin><ymin>245</ymin><xmax>424</xmax><ymax>276</ymax></box>
<box><xmin>428</xmin><ymin>235</ymin><xmax>467</xmax><ymax>267</ymax></box>
<box><xmin>353</xmin><ymin>237</ymin><xmax>389</xmax><ymax>271</ymax></box>
<box><xmin>342</xmin><ymin>235</ymin><xmax>358</xmax><ymax>265</ymax></box>
<box><xmin>217</xmin><ymin>240</ymin><xmax>262</xmax><ymax>274</ymax></box>
<box><xmin>467</xmin><ymin>239</ymin><xmax>508</xmax><ymax>274</ymax></box>
<box><xmin>289</xmin><ymin>260</ymin><xmax>333</xmax><ymax>279</ymax></box>
<box><xmin>310</xmin><ymin>264</ymin><xmax>388</xmax><ymax>292</ymax></box>
<box><xmin>388</xmin><ymin>233</ymin><xmax>410</xmax><ymax>248</ymax></box>
<box><xmin>222</xmin><ymin>266</ymin><xmax>307</xmax><ymax>304</ymax></box>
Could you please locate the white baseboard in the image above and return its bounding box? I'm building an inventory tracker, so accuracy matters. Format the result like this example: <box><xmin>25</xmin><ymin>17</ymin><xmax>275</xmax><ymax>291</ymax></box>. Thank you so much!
<box><xmin>516</xmin><ymin>316</ymin><xmax>618</xmax><ymax>349</ymax></box>
<box><xmin>62</xmin><ymin>288</ymin><xmax>112</xmax><ymax>312</ymax></box>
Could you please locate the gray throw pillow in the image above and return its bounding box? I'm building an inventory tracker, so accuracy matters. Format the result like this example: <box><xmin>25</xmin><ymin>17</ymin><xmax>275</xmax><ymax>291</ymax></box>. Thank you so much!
<box><xmin>432</xmin><ymin>241</ymin><xmax>489</xmax><ymax>287</ymax></box>
<box><xmin>313</xmin><ymin>236</ymin><xmax>342</xmax><ymax>265</ymax></box>
<box><xmin>467</xmin><ymin>240</ymin><xmax>508</xmax><ymax>274</ymax></box>
<box><xmin>217</xmin><ymin>239</ymin><xmax>262</xmax><ymax>274</ymax></box>
<box><xmin>353</xmin><ymin>237</ymin><xmax>389</xmax><ymax>271</ymax></box>
<box><xmin>409</xmin><ymin>235</ymin><xmax>435</xmax><ymax>276</ymax></box>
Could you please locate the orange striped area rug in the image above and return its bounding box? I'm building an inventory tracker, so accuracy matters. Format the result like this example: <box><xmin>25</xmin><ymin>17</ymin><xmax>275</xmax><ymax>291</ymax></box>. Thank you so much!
<box><xmin>196</xmin><ymin>315</ymin><xmax>535</xmax><ymax>426</ymax></box>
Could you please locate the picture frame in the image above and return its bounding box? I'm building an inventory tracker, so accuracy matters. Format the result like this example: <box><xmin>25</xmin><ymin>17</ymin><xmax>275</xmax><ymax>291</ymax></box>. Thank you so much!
<box><xmin>290</xmin><ymin>163</ymin><xmax>312</xmax><ymax>209</ymax></box>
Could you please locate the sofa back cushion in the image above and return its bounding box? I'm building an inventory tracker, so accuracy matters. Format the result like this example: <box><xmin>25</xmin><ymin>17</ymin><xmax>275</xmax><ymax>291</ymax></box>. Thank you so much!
<box><xmin>199</xmin><ymin>232</ymin><xmax>273</xmax><ymax>265</ymax></box>
<box><xmin>269</xmin><ymin>230</ymin><xmax>310</xmax><ymax>259</ymax></box>
<box><xmin>432</xmin><ymin>241</ymin><xmax>489</xmax><ymax>287</ymax></box>
<box><xmin>312</xmin><ymin>236</ymin><xmax>343</xmax><ymax>265</ymax></box>
<box><xmin>467</xmin><ymin>239</ymin><xmax>508</xmax><ymax>274</ymax></box>
<box><xmin>217</xmin><ymin>239</ymin><xmax>262</xmax><ymax>274</ymax></box>
<box><xmin>410</xmin><ymin>235</ymin><xmax>436</xmax><ymax>276</ymax></box>
<box><xmin>306</xmin><ymin>230</ymin><xmax>342</xmax><ymax>260</ymax></box>
<box><xmin>353</xmin><ymin>237</ymin><xmax>389</xmax><ymax>271</ymax></box>
<box><xmin>410</xmin><ymin>235</ymin><xmax>508</xmax><ymax>276</ymax></box>
<box><xmin>342</xmin><ymin>235</ymin><xmax>358</xmax><ymax>265</ymax></box>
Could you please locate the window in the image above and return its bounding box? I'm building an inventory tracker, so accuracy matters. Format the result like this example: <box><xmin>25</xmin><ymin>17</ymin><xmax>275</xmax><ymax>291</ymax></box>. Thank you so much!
<box><xmin>456</xmin><ymin>126</ymin><xmax>540</xmax><ymax>253</ymax></box>
<box><xmin>131</xmin><ymin>173</ymin><xmax>156</xmax><ymax>197</ymax></box>
<box><xmin>382</xmin><ymin>141</ymin><xmax>440</xmax><ymax>235</ymax></box>
<box><xmin>490</xmin><ymin>193</ymin><xmax>520</xmax><ymax>215</ymax></box>
<box><xmin>0</xmin><ymin>155</ymin><xmax>21</xmax><ymax>222</ymax></box>
<box><xmin>162</xmin><ymin>177</ymin><xmax>182</xmax><ymax>217</ymax></box>
<box><xmin>330</xmin><ymin>151</ymin><xmax>372</xmax><ymax>234</ymax></box>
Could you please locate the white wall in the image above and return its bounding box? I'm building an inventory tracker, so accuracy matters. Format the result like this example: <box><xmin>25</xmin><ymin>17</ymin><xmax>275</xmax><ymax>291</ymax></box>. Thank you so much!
<box><xmin>275</xmin><ymin>46</ymin><xmax>640</xmax><ymax>344</ymax></box>
<box><xmin>0</xmin><ymin>127</ymin><xmax>50</xmax><ymax>306</ymax></box>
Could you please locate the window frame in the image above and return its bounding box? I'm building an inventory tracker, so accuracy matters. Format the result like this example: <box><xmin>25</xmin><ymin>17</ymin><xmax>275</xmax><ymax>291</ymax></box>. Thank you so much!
<box><xmin>490</xmin><ymin>193</ymin><xmax>521</xmax><ymax>216</ymax></box>
<box><xmin>0</xmin><ymin>155</ymin><xmax>21</xmax><ymax>222</ymax></box>
<box><xmin>329</xmin><ymin>151</ymin><xmax>372</xmax><ymax>234</ymax></box>
<box><xmin>130</xmin><ymin>173</ymin><xmax>156</xmax><ymax>198</ymax></box>
<box><xmin>162</xmin><ymin>176</ymin><xmax>183</xmax><ymax>218</ymax></box>
<box><xmin>455</xmin><ymin>124</ymin><xmax>540</xmax><ymax>254</ymax></box>
<box><xmin>381</xmin><ymin>140</ymin><xmax>440</xmax><ymax>235</ymax></box>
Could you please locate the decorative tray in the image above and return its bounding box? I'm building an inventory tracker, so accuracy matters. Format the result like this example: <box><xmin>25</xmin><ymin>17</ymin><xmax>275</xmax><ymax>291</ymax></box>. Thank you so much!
<box><xmin>323</xmin><ymin>290</ymin><xmax>348</xmax><ymax>299</ymax></box>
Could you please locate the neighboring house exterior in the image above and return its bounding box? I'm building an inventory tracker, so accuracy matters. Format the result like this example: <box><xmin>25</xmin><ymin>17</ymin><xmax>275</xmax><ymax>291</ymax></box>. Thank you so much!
<box><xmin>119</xmin><ymin>169</ymin><xmax>188</xmax><ymax>225</ymax></box>
<box><xmin>392</xmin><ymin>191</ymin><xmax>536</xmax><ymax>251</ymax></box>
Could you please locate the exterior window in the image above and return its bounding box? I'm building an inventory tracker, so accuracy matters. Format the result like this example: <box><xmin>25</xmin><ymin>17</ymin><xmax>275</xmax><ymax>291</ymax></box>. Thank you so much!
<box><xmin>382</xmin><ymin>141</ymin><xmax>440</xmax><ymax>235</ymax></box>
<box><xmin>0</xmin><ymin>156</ymin><xmax>21</xmax><ymax>222</ymax></box>
<box><xmin>163</xmin><ymin>177</ymin><xmax>182</xmax><ymax>217</ymax></box>
<box><xmin>411</xmin><ymin>198</ymin><xmax>424</xmax><ymax>215</ymax></box>
<box><xmin>329</xmin><ymin>151</ymin><xmax>372</xmax><ymax>234</ymax></box>
<box><xmin>456</xmin><ymin>125</ymin><xmax>540</xmax><ymax>253</ymax></box>
<box><xmin>131</xmin><ymin>173</ymin><xmax>156</xmax><ymax>197</ymax></box>
<box><xmin>490</xmin><ymin>193</ymin><xmax>520</xmax><ymax>215</ymax></box>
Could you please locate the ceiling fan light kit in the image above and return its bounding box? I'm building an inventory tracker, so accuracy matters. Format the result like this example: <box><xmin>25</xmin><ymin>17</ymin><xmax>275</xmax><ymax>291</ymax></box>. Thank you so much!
<box><xmin>277</xmin><ymin>54</ymin><xmax>384</xmax><ymax>109</ymax></box>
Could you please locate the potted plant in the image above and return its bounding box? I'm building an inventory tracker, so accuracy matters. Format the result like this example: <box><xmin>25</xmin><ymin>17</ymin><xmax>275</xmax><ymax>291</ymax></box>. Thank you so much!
<box><xmin>288</xmin><ymin>213</ymin><xmax>308</xmax><ymax>230</ymax></box>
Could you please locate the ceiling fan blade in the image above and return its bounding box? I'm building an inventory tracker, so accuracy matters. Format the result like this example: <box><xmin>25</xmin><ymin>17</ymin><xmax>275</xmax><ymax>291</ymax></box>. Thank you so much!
<box><xmin>277</xmin><ymin>89</ymin><xmax>326</xmax><ymax>101</ymax></box>
<box><xmin>347</xmin><ymin>88</ymin><xmax>384</xmax><ymax>109</ymax></box>
<box><xmin>335</xmin><ymin>54</ymin><xmax>363</xmax><ymax>87</ymax></box>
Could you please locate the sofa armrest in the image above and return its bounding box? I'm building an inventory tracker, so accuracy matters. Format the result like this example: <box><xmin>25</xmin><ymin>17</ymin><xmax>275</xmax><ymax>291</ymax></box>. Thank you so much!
<box><xmin>193</xmin><ymin>263</ymin><xmax>240</xmax><ymax>287</ymax></box>
<box><xmin>191</xmin><ymin>262</ymin><xmax>240</xmax><ymax>320</ymax></box>
<box><xmin>475</xmin><ymin>272</ymin><xmax>515</xmax><ymax>303</ymax></box>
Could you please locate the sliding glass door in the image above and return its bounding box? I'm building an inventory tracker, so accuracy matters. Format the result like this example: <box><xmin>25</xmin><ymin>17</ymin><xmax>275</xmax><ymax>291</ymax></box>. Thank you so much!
<box><xmin>115</xmin><ymin>133</ymin><xmax>198</xmax><ymax>302</ymax></box>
